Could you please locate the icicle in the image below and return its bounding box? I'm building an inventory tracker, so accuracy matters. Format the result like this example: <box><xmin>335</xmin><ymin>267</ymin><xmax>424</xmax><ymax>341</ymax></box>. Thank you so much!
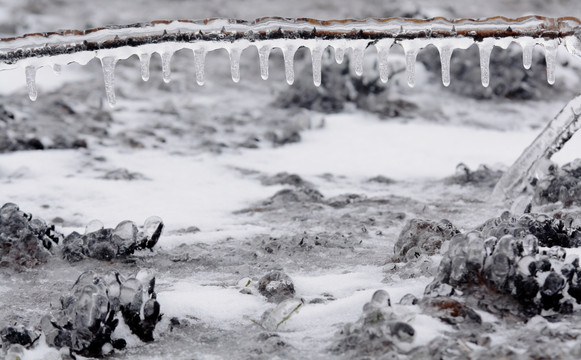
<box><xmin>193</xmin><ymin>47</ymin><xmax>206</xmax><ymax>86</ymax></box>
<box><xmin>478</xmin><ymin>39</ymin><xmax>494</xmax><ymax>87</ymax></box>
<box><xmin>311</xmin><ymin>44</ymin><xmax>325</xmax><ymax>87</ymax></box>
<box><xmin>400</xmin><ymin>39</ymin><xmax>428</xmax><ymax>88</ymax></box>
<box><xmin>335</xmin><ymin>47</ymin><xmax>345</xmax><ymax>64</ymax></box>
<box><xmin>258</xmin><ymin>44</ymin><xmax>272</xmax><ymax>80</ymax></box>
<box><xmin>543</xmin><ymin>40</ymin><xmax>558</xmax><ymax>85</ymax></box>
<box><xmin>517</xmin><ymin>38</ymin><xmax>536</xmax><ymax>70</ymax></box>
<box><xmin>139</xmin><ymin>53</ymin><xmax>151</xmax><ymax>81</ymax></box>
<box><xmin>100</xmin><ymin>56</ymin><xmax>117</xmax><ymax>107</ymax></box>
<box><xmin>25</xmin><ymin>66</ymin><xmax>37</xmax><ymax>101</ymax></box>
<box><xmin>161</xmin><ymin>51</ymin><xmax>173</xmax><ymax>83</ymax></box>
<box><xmin>228</xmin><ymin>47</ymin><xmax>242</xmax><ymax>83</ymax></box>
<box><xmin>565</xmin><ymin>35</ymin><xmax>581</xmax><ymax>58</ymax></box>
<box><xmin>438</xmin><ymin>45</ymin><xmax>453</xmax><ymax>87</ymax></box>
<box><xmin>282</xmin><ymin>44</ymin><xmax>298</xmax><ymax>85</ymax></box>
<box><xmin>52</xmin><ymin>64</ymin><xmax>62</xmax><ymax>75</ymax></box>
<box><xmin>351</xmin><ymin>41</ymin><xmax>367</xmax><ymax>77</ymax></box>
<box><xmin>375</xmin><ymin>39</ymin><xmax>395</xmax><ymax>83</ymax></box>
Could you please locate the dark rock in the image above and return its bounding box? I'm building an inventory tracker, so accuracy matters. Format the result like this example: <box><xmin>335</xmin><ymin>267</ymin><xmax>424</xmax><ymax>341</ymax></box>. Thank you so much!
<box><xmin>258</xmin><ymin>271</ymin><xmax>296</xmax><ymax>303</ymax></box>
<box><xmin>0</xmin><ymin>326</ymin><xmax>36</xmax><ymax>348</ymax></box>
<box><xmin>261</xmin><ymin>172</ymin><xmax>309</xmax><ymax>187</ymax></box>
<box><xmin>394</xmin><ymin>218</ymin><xmax>459</xmax><ymax>261</ymax></box>
<box><xmin>101</xmin><ymin>168</ymin><xmax>147</xmax><ymax>181</ymax></box>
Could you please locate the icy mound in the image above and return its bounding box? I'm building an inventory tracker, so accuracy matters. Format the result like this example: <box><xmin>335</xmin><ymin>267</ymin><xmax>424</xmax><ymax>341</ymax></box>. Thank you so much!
<box><xmin>0</xmin><ymin>203</ymin><xmax>60</xmax><ymax>268</ymax></box>
<box><xmin>426</xmin><ymin>211</ymin><xmax>581</xmax><ymax>317</ymax></box>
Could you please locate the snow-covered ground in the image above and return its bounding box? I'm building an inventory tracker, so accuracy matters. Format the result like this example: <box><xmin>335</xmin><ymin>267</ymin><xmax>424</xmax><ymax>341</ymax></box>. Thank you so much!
<box><xmin>2</xmin><ymin>1</ymin><xmax>581</xmax><ymax>359</ymax></box>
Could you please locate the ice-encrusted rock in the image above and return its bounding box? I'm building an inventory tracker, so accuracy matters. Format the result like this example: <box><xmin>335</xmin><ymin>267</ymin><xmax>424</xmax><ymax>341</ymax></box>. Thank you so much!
<box><xmin>40</xmin><ymin>270</ymin><xmax>161</xmax><ymax>357</ymax></box>
<box><xmin>0</xmin><ymin>326</ymin><xmax>38</xmax><ymax>353</ymax></box>
<box><xmin>332</xmin><ymin>290</ymin><xmax>415</xmax><ymax>357</ymax></box>
<box><xmin>62</xmin><ymin>216</ymin><xmax>163</xmax><ymax>262</ymax></box>
<box><xmin>425</xmin><ymin>212</ymin><xmax>581</xmax><ymax>317</ymax></box>
<box><xmin>394</xmin><ymin>218</ymin><xmax>459</xmax><ymax>261</ymax></box>
<box><xmin>446</xmin><ymin>163</ymin><xmax>503</xmax><ymax>188</ymax></box>
<box><xmin>258</xmin><ymin>271</ymin><xmax>296</xmax><ymax>303</ymax></box>
<box><xmin>0</xmin><ymin>203</ymin><xmax>61</xmax><ymax>268</ymax></box>
<box><xmin>534</xmin><ymin>159</ymin><xmax>581</xmax><ymax>206</ymax></box>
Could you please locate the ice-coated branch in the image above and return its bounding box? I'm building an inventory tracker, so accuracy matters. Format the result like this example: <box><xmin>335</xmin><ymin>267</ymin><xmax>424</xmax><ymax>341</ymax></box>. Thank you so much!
<box><xmin>492</xmin><ymin>94</ymin><xmax>581</xmax><ymax>202</ymax></box>
<box><xmin>0</xmin><ymin>16</ymin><xmax>580</xmax><ymax>105</ymax></box>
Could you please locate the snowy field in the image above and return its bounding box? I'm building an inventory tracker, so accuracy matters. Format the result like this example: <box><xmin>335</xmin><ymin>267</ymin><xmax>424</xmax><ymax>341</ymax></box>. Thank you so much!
<box><xmin>2</xmin><ymin>1</ymin><xmax>581</xmax><ymax>359</ymax></box>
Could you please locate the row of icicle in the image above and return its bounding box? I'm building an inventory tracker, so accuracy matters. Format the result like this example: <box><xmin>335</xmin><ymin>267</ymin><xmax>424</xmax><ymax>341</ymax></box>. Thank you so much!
<box><xmin>20</xmin><ymin>36</ymin><xmax>570</xmax><ymax>106</ymax></box>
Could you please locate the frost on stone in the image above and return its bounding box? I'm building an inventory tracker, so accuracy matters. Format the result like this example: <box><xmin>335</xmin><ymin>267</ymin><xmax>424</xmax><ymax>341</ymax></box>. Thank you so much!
<box><xmin>425</xmin><ymin>212</ymin><xmax>581</xmax><ymax>318</ymax></box>
<box><xmin>62</xmin><ymin>216</ymin><xmax>163</xmax><ymax>262</ymax></box>
<box><xmin>331</xmin><ymin>290</ymin><xmax>415</xmax><ymax>357</ymax></box>
<box><xmin>0</xmin><ymin>202</ymin><xmax>61</xmax><ymax>268</ymax></box>
<box><xmin>39</xmin><ymin>270</ymin><xmax>161</xmax><ymax>357</ymax></box>
<box><xmin>394</xmin><ymin>218</ymin><xmax>459</xmax><ymax>261</ymax></box>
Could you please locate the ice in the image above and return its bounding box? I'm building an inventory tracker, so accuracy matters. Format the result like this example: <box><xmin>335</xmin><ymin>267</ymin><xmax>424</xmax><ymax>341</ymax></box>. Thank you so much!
<box><xmin>100</xmin><ymin>56</ymin><xmax>117</xmax><ymax>106</ymax></box>
<box><xmin>516</xmin><ymin>37</ymin><xmax>536</xmax><ymax>69</ymax></box>
<box><xmin>375</xmin><ymin>39</ymin><xmax>395</xmax><ymax>83</ymax></box>
<box><xmin>161</xmin><ymin>51</ymin><xmax>173</xmax><ymax>83</ymax></box>
<box><xmin>85</xmin><ymin>219</ymin><xmax>104</xmax><ymax>234</ymax></box>
<box><xmin>433</xmin><ymin>38</ymin><xmax>474</xmax><ymax>87</ymax></box>
<box><xmin>542</xmin><ymin>39</ymin><xmax>559</xmax><ymax>85</ymax></box>
<box><xmin>139</xmin><ymin>53</ymin><xmax>151</xmax><ymax>81</ymax></box>
<box><xmin>193</xmin><ymin>47</ymin><xmax>206</xmax><ymax>86</ymax></box>
<box><xmin>350</xmin><ymin>40</ymin><xmax>368</xmax><ymax>77</ymax></box>
<box><xmin>478</xmin><ymin>39</ymin><xmax>494</xmax><ymax>88</ymax></box>
<box><xmin>334</xmin><ymin>45</ymin><xmax>345</xmax><ymax>64</ymax></box>
<box><xmin>492</xmin><ymin>94</ymin><xmax>581</xmax><ymax>201</ymax></box>
<box><xmin>257</xmin><ymin>43</ymin><xmax>271</xmax><ymax>80</ymax></box>
<box><xmin>52</xmin><ymin>63</ymin><xmax>61</xmax><ymax>74</ymax></box>
<box><xmin>310</xmin><ymin>43</ymin><xmax>325</xmax><ymax>87</ymax></box>
<box><xmin>228</xmin><ymin>47</ymin><xmax>242</xmax><ymax>83</ymax></box>
<box><xmin>143</xmin><ymin>216</ymin><xmax>163</xmax><ymax>238</ymax></box>
<box><xmin>400</xmin><ymin>39</ymin><xmax>428</xmax><ymax>88</ymax></box>
<box><xmin>24</xmin><ymin>66</ymin><xmax>37</xmax><ymax>101</ymax></box>
<box><xmin>282</xmin><ymin>42</ymin><xmax>298</xmax><ymax>85</ymax></box>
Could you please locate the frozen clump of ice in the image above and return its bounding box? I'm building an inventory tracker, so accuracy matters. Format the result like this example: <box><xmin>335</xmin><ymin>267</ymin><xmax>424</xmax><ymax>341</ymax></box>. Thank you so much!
<box><xmin>476</xmin><ymin>211</ymin><xmax>581</xmax><ymax>248</ymax></box>
<box><xmin>40</xmin><ymin>270</ymin><xmax>161</xmax><ymax>357</ymax></box>
<box><xmin>331</xmin><ymin>290</ymin><xmax>414</xmax><ymax>357</ymax></box>
<box><xmin>533</xmin><ymin>159</ymin><xmax>581</xmax><ymax>207</ymax></box>
<box><xmin>419</xmin><ymin>297</ymin><xmax>482</xmax><ymax>325</ymax></box>
<box><xmin>0</xmin><ymin>325</ymin><xmax>38</xmax><ymax>354</ymax></box>
<box><xmin>62</xmin><ymin>216</ymin><xmax>163</xmax><ymax>262</ymax></box>
<box><xmin>258</xmin><ymin>271</ymin><xmax>296</xmax><ymax>303</ymax></box>
<box><xmin>446</xmin><ymin>163</ymin><xmax>503</xmax><ymax>188</ymax></box>
<box><xmin>425</xmin><ymin>214</ymin><xmax>581</xmax><ymax>317</ymax></box>
<box><xmin>394</xmin><ymin>218</ymin><xmax>459</xmax><ymax>261</ymax></box>
<box><xmin>0</xmin><ymin>203</ymin><xmax>61</xmax><ymax>268</ymax></box>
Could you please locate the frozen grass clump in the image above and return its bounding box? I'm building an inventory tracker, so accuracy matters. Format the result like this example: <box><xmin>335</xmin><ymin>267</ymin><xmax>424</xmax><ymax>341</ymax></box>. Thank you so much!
<box><xmin>62</xmin><ymin>216</ymin><xmax>163</xmax><ymax>262</ymax></box>
<box><xmin>394</xmin><ymin>218</ymin><xmax>459</xmax><ymax>261</ymax></box>
<box><xmin>534</xmin><ymin>159</ymin><xmax>581</xmax><ymax>207</ymax></box>
<box><xmin>425</xmin><ymin>213</ymin><xmax>581</xmax><ymax>317</ymax></box>
<box><xmin>331</xmin><ymin>290</ymin><xmax>414</xmax><ymax>357</ymax></box>
<box><xmin>0</xmin><ymin>202</ymin><xmax>60</xmax><ymax>268</ymax></box>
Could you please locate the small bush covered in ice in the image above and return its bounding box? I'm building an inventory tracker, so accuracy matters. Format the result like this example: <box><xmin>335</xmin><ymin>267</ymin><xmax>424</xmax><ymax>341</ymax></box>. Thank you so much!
<box><xmin>534</xmin><ymin>159</ymin><xmax>581</xmax><ymax>207</ymax></box>
<box><xmin>394</xmin><ymin>218</ymin><xmax>459</xmax><ymax>261</ymax></box>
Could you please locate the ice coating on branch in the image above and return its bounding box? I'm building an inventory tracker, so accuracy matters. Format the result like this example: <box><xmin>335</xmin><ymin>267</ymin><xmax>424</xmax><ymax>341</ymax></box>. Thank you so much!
<box><xmin>161</xmin><ymin>51</ymin><xmax>173</xmax><ymax>83</ymax></box>
<box><xmin>0</xmin><ymin>16</ymin><xmax>578</xmax><ymax>102</ymax></box>
<box><xmin>24</xmin><ymin>65</ymin><xmax>37</xmax><ymax>101</ymax></box>
<box><xmin>258</xmin><ymin>44</ymin><xmax>271</xmax><ymax>80</ymax></box>
<box><xmin>375</xmin><ymin>39</ymin><xmax>394</xmax><ymax>83</ymax></box>
<box><xmin>282</xmin><ymin>42</ymin><xmax>298</xmax><ymax>85</ymax></box>
<box><xmin>100</xmin><ymin>56</ymin><xmax>117</xmax><ymax>107</ymax></box>
<box><xmin>139</xmin><ymin>53</ymin><xmax>151</xmax><ymax>81</ymax></box>
<box><xmin>193</xmin><ymin>47</ymin><xmax>206</xmax><ymax>85</ymax></box>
